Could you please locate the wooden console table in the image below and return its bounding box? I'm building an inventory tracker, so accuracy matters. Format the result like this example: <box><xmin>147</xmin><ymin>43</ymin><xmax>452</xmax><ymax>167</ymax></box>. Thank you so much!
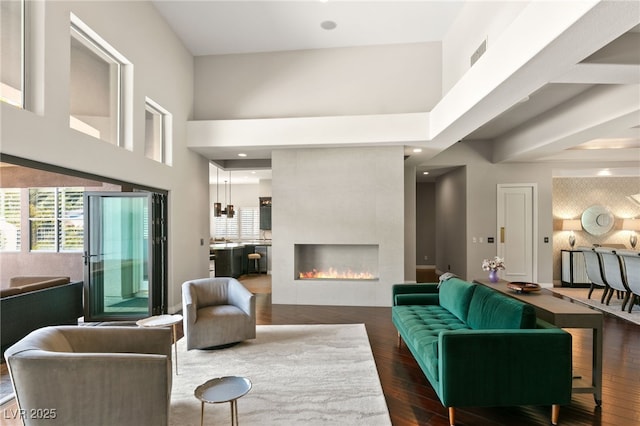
<box><xmin>473</xmin><ymin>279</ymin><xmax>603</xmax><ymax>405</ymax></box>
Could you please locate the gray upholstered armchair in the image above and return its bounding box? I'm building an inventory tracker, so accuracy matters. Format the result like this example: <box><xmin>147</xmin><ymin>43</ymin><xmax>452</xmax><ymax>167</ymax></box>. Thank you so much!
<box><xmin>4</xmin><ymin>326</ymin><xmax>172</xmax><ymax>426</ymax></box>
<box><xmin>182</xmin><ymin>277</ymin><xmax>256</xmax><ymax>350</ymax></box>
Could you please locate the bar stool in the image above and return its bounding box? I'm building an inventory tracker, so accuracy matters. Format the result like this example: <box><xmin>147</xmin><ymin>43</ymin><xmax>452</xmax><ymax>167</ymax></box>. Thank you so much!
<box><xmin>248</xmin><ymin>252</ymin><xmax>261</xmax><ymax>274</ymax></box>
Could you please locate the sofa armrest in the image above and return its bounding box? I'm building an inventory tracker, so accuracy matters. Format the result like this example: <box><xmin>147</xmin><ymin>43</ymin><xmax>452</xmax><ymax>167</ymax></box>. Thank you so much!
<box><xmin>182</xmin><ymin>283</ymin><xmax>198</xmax><ymax>325</ymax></box>
<box><xmin>436</xmin><ymin>328</ymin><xmax>572</xmax><ymax>407</ymax></box>
<box><xmin>392</xmin><ymin>283</ymin><xmax>439</xmax><ymax>305</ymax></box>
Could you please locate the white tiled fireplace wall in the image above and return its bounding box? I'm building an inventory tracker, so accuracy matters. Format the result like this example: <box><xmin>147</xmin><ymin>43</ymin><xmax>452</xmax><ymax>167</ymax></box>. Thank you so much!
<box><xmin>272</xmin><ymin>146</ymin><xmax>405</xmax><ymax>306</ymax></box>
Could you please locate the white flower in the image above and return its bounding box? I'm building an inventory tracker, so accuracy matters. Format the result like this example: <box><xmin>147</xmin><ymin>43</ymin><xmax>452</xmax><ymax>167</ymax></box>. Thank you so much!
<box><xmin>482</xmin><ymin>256</ymin><xmax>505</xmax><ymax>271</ymax></box>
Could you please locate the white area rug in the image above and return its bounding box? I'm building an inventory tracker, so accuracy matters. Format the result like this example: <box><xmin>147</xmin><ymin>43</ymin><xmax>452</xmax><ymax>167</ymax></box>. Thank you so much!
<box><xmin>549</xmin><ymin>287</ymin><xmax>640</xmax><ymax>325</ymax></box>
<box><xmin>170</xmin><ymin>324</ymin><xmax>392</xmax><ymax>426</ymax></box>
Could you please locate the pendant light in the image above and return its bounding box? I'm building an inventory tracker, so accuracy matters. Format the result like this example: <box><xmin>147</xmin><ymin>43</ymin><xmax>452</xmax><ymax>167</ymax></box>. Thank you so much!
<box><xmin>226</xmin><ymin>170</ymin><xmax>234</xmax><ymax>218</ymax></box>
<box><xmin>214</xmin><ymin>168</ymin><xmax>222</xmax><ymax>217</ymax></box>
<box><xmin>213</xmin><ymin>168</ymin><xmax>234</xmax><ymax>218</ymax></box>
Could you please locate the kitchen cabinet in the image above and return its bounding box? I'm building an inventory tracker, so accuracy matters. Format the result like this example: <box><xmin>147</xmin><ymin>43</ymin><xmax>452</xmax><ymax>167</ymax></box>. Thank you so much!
<box><xmin>260</xmin><ymin>197</ymin><xmax>272</xmax><ymax>230</ymax></box>
<box><xmin>212</xmin><ymin>245</ymin><xmax>244</xmax><ymax>278</ymax></box>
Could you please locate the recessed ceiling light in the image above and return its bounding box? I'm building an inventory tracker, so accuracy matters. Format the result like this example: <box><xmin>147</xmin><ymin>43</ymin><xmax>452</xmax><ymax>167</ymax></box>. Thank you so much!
<box><xmin>413</xmin><ymin>148</ymin><xmax>423</xmax><ymax>153</ymax></box>
<box><xmin>423</xmin><ymin>172</ymin><xmax>430</xmax><ymax>175</ymax></box>
<box><xmin>238</xmin><ymin>153</ymin><xmax>247</xmax><ymax>157</ymax></box>
<box><xmin>320</xmin><ymin>20</ymin><xmax>337</xmax><ymax>30</ymax></box>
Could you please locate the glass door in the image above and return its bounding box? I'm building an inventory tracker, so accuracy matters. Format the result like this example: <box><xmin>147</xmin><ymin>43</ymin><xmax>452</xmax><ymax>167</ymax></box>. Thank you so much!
<box><xmin>83</xmin><ymin>192</ymin><xmax>166</xmax><ymax>321</ymax></box>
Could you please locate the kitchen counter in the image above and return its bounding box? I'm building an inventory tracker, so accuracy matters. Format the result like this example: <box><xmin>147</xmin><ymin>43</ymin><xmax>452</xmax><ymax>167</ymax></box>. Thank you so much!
<box><xmin>210</xmin><ymin>241</ymin><xmax>271</xmax><ymax>277</ymax></box>
<box><xmin>210</xmin><ymin>241</ymin><xmax>271</xmax><ymax>250</ymax></box>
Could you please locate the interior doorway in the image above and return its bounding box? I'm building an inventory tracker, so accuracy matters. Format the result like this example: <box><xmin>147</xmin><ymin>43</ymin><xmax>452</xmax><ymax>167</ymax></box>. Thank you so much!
<box><xmin>497</xmin><ymin>184</ymin><xmax>537</xmax><ymax>283</ymax></box>
<box><xmin>83</xmin><ymin>192</ymin><xmax>167</xmax><ymax>321</ymax></box>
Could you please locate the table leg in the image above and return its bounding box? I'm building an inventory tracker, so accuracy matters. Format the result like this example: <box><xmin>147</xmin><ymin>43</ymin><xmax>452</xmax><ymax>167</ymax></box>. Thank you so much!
<box><xmin>230</xmin><ymin>400</ymin><xmax>239</xmax><ymax>426</ymax></box>
<box><xmin>200</xmin><ymin>401</ymin><xmax>204</xmax><ymax>426</ymax></box>
<box><xmin>172</xmin><ymin>324</ymin><xmax>179</xmax><ymax>375</ymax></box>
<box><xmin>593</xmin><ymin>321</ymin><xmax>603</xmax><ymax>405</ymax></box>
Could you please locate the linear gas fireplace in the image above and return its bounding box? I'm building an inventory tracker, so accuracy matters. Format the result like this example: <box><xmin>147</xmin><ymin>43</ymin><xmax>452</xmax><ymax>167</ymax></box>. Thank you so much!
<box><xmin>294</xmin><ymin>244</ymin><xmax>379</xmax><ymax>281</ymax></box>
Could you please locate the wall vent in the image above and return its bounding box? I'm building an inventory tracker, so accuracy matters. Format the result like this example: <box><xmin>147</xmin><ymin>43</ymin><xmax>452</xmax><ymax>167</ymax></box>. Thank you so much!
<box><xmin>470</xmin><ymin>38</ymin><xmax>487</xmax><ymax>66</ymax></box>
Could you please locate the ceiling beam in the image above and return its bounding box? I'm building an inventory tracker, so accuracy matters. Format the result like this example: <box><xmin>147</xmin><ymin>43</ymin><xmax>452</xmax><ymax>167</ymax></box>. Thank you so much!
<box><xmin>407</xmin><ymin>0</ymin><xmax>639</xmax><ymax>168</ymax></box>
<box><xmin>552</xmin><ymin>63</ymin><xmax>640</xmax><ymax>85</ymax></box>
<box><xmin>492</xmin><ymin>84</ymin><xmax>640</xmax><ymax>162</ymax></box>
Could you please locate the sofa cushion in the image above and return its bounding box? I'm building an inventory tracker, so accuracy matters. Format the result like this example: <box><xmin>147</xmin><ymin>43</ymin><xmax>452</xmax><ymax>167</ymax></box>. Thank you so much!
<box><xmin>438</xmin><ymin>278</ymin><xmax>476</xmax><ymax>323</ymax></box>
<box><xmin>466</xmin><ymin>285</ymin><xmax>536</xmax><ymax>330</ymax></box>
<box><xmin>393</xmin><ymin>304</ymin><xmax>470</xmax><ymax>382</ymax></box>
<box><xmin>395</xmin><ymin>293</ymin><xmax>439</xmax><ymax>306</ymax></box>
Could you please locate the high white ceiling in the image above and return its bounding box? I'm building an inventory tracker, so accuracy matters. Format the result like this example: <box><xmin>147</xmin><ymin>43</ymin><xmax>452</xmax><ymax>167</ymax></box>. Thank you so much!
<box><xmin>152</xmin><ymin>1</ymin><xmax>465</xmax><ymax>56</ymax></box>
<box><xmin>151</xmin><ymin>1</ymin><xmax>640</xmax><ymax>183</ymax></box>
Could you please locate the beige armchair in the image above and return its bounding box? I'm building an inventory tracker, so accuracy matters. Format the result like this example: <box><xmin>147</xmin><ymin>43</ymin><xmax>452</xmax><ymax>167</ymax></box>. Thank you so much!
<box><xmin>4</xmin><ymin>326</ymin><xmax>172</xmax><ymax>426</ymax></box>
<box><xmin>182</xmin><ymin>277</ymin><xmax>256</xmax><ymax>350</ymax></box>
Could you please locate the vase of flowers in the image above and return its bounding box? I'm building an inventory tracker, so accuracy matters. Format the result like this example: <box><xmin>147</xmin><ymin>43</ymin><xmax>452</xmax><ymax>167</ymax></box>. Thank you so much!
<box><xmin>482</xmin><ymin>256</ymin><xmax>505</xmax><ymax>283</ymax></box>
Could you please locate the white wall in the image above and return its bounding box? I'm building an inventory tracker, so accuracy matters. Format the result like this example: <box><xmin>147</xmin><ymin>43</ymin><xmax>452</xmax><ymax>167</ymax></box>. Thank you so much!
<box><xmin>416</xmin><ymin>182</ymin><xmax>437</xmax><ymax>266</ymax></box>
<box><xmin>435</xmin><ymin>166</ymin><xmax>467</xmax><ymax>278</ymax></box>
<box><xmin>272</xmin><ymin>146</ymin><xmax>405</xmax><ymax>307</ymax></box>
<box><xmin>209</xmin><ymin>183</ymin><xmax>260</xmax><ymax>238</ymax></box>
<box><xmin>425</xmin><ymin>140</ymin><xmax>637</xmax><ymax>285</ymax></box>
<box><xmin>0</xmin><ymin>1</ymin><xmax>209</xmax><ymax>312</ymax></box>
<box><xmin>194</xmin><ymin>42</ymin><xmax>442</xmax><ymax>120</ymax></box>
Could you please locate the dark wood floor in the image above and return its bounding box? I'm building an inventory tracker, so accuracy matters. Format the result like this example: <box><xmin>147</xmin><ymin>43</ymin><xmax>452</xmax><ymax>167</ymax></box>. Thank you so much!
<box><xmin>2</xmin><ymin>276</ymin><xmax>638</xmax><ymax>426</ymax></box>
<box><xmin>251</xmin><ymin>284</ymin><xmax>639</xmax><ymax>425</ymax></box>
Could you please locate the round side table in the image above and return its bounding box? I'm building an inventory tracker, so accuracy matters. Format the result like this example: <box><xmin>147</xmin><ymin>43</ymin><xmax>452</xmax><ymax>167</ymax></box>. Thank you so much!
<box><xmin>136</xmin><ymin>314</ymin><xmax>183</xmax><ymax>374</ymax></box>
<box><xmin>195</xmin><ymin>376</ymin><xmax>252</xmax><ymax>426</ymax></box>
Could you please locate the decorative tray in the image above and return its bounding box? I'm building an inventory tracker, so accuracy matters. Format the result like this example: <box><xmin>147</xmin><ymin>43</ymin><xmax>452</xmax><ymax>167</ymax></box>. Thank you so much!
<box><xmin>507</xmin><ymin>282</ymin><xmax>541</xmax><ymax>293</ymax></box>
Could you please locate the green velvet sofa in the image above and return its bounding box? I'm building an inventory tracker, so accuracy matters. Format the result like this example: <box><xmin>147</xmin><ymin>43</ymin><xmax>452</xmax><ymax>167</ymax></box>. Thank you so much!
<box><xmin>392</xmin><ymin>278</ymin><xmax>572</xmax><ymax>425</ymax></box>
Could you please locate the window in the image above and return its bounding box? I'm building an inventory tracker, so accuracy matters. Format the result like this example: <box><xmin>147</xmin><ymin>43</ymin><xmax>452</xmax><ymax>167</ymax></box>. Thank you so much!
<box><xmin>1</xmin><ymin>0</ymin><xmax>24</xmax><ymax>107</ymax></box>
<box><xmin>29</xmin><ymin>188</ymin><xmax>84</xmax><ymax>252</ymax></box>
<box><xmin>214</xmin><ymin>207</ymin><xmax>259</xmax><ymax>240</ymax></box>
<box><xmin>145</xmin><ymin>98</ymin><xmax>171</xmax><ymax>164</ymax></box>
<box><xmin>0</xmin><ymin>189</ymin><xmax>21</xmax><ymax>251</ymax></box>
<box><xmin>239</xmin><ymin>207</ymin><xmax>259</xmax><ymax>240</ymax></box>
<box><xmin>69</xmin><ymin>15</ymin><xmax>128</xmax><ymax>146</ymax></box>
<box><xmin>214</xmin><ymin>214</ymin><xmax>238</xmax><ymax>240</ymax></box>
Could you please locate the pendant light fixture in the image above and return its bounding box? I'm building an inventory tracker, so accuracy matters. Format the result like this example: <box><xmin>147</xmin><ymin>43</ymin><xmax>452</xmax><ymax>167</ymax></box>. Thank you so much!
<box><xmin>226</xmin><ymin>170</ymin><xmax>234</xmax><ymax>218</ymax></box>
<box><xmin>213</xmin><ymin>168</ymin><xmax>234</xmax><ymax>218</ymax></box>
<box><xmin>214</xmin><ymin>168</ymin><xmax>222</xmax><ymax>217</ymax></box>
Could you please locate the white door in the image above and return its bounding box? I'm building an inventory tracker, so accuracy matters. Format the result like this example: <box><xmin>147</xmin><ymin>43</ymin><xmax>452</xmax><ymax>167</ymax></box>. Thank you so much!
<box><xmin>497</xmin><ymin>184</ymin><xmax>536</xmax><ymax>283</ymax></box>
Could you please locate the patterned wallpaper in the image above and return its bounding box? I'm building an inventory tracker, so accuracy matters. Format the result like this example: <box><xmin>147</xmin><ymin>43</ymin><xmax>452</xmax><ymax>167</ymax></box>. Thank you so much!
<box><xmin>552</xmin><ymin>176</ymin><xmax>640</xmax><ymax>280</ymax></box>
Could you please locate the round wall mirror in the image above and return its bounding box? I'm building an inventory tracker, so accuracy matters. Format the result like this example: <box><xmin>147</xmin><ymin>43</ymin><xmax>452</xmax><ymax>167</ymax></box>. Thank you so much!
<box><xmin>581</xmin><ymin>205</ymin><xmax>614</xmax><ymax>236</ymax></box>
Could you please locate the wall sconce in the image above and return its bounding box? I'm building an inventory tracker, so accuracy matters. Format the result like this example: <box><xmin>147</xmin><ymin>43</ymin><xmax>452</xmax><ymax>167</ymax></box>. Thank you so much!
<box><xmin>562</xmin><ymin>219</ymin><xmax>582</xmax><ymax>249</ymax></box>
<box><xmin>622</xmin><ymin>218</ymin><xmax>640</xmax><ymax>249</ymax></box>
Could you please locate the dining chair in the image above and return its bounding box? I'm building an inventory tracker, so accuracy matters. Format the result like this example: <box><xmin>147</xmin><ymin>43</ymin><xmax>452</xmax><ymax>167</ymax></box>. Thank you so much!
<box><xmin>595</xmin><ymin>247</ymin><xmax>631</xmax><ymax>311</ymax></box>
<box><xmin>577</xmin><ymin>246</ymin><xmax>610</xmax><ymax>303</ymax></box>
<box><xmin>617</xmin><ymin>250</ymin><xmax>640</xmax><ymax>313</ymax></box>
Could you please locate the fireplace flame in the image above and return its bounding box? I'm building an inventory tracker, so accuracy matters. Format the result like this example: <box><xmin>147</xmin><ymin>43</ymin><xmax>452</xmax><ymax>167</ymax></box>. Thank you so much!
<box><xmin>298</xmin><ymin>267</ymin><xmax>375</xmax><ymax>280</ymax></box>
